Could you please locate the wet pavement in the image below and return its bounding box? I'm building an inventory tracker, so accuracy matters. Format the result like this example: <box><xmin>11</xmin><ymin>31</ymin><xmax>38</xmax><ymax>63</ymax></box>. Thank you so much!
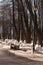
<box><xmin>0</xmin><ymin>49</ymin><xmax>43</xmax><ymax>65</ymax></box>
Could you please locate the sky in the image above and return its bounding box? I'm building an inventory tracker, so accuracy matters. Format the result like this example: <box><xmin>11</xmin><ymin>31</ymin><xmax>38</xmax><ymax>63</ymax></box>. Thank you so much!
<box><xmin>0</xmin><ymin>0</ymin><xmax>2</xmax><ymax>1</ymax></box>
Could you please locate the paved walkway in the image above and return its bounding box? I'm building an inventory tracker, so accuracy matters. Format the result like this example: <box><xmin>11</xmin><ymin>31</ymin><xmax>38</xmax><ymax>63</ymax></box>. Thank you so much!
<box><xmin>1</xmin><ymin>44</ymin><xmax>43</xmax><ymax>61</ymax></box>
<box><xmin>0</xmin><ymin>49</ymin><xmax>43</xmax><ymax>65</ymax></box>
<box><xmin>8</xmin><ymin>49</ymin><xmax>43</xmax><ymax>61</ymax></box>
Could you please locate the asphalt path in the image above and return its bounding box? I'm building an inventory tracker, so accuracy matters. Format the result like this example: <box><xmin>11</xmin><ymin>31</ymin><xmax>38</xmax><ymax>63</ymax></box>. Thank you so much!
<box><xmin>0</xmin><ymin>49</ymin><xmax>43</xmax><ymax>65</ymax></box>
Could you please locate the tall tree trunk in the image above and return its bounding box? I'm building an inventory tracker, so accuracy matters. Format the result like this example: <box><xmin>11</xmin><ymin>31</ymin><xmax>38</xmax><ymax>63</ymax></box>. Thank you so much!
<box><xmin>25</xmin><ymin>0</ymin><xmax>42</xmax><ymax>46</ymax></box>
<box><xmin>12</xmin><ymin>0</ymin><xmax>18</xmax><ymax>39</ymax></box>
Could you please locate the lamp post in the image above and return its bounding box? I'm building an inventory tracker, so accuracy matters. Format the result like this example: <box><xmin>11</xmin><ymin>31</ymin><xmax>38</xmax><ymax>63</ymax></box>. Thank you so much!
<box><xmin>33</xmin><ymin>0</ymin><xmax>38</xmax><ymax>53</ymax></box>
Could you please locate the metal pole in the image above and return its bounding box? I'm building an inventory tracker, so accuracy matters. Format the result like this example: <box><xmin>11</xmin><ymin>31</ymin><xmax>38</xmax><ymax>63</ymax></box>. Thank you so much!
<box><xmin>33</xmin><ymin>0</ymin><xmax>36</xmax><ymax>53</ymax></box>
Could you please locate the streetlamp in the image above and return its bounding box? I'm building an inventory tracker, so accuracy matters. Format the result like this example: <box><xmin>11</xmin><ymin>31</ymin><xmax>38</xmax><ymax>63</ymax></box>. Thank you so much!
<box><xmin>33</xmin><ymin>0</ymin><xmax>38</xmax><ymax>53</ymax></box>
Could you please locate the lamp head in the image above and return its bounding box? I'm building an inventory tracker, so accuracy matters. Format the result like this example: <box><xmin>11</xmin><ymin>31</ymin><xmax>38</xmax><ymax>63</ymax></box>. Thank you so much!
<box><xmin>34</xmin><ymin>5</ymin><xmax>38</xmax><ymax>11</ymax></box>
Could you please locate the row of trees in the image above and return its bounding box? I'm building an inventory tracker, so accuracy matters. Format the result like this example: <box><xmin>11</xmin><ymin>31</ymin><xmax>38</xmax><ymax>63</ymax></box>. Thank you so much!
<box><xmin>0</xmin><ymin>0</ymin><xmax>43</xmax><ymax>46</ymax></box>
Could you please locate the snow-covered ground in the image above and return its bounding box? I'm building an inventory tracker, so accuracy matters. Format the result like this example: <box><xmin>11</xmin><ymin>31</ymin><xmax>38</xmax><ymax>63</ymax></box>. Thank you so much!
<box><xmin>19</xmin><ymin>43</ymin><xmax>33</xmax><ymax>50</ymax></box>
<box><xmin>0</xmin><ymin>39</ymin><xmax>43</xmax><ymax>54</ymax></box>
<box><xmin>3</xmin><ymin>45</ymin><xmax>10</xmax><ymax>49</ymax></box>
<box><xmin>36</xmin><ymin>47</ymin><xmax>43</xmax><ymax>54</ymax></box>
<box><xmin>0</xmin><ymin>44</ymin><xmax>3</xmax><ymax>49</ymax></box>
<box><xmin>35</xmin><ymin>44</ymin><xmax>43</xmax><ymax>54</ymax></box>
